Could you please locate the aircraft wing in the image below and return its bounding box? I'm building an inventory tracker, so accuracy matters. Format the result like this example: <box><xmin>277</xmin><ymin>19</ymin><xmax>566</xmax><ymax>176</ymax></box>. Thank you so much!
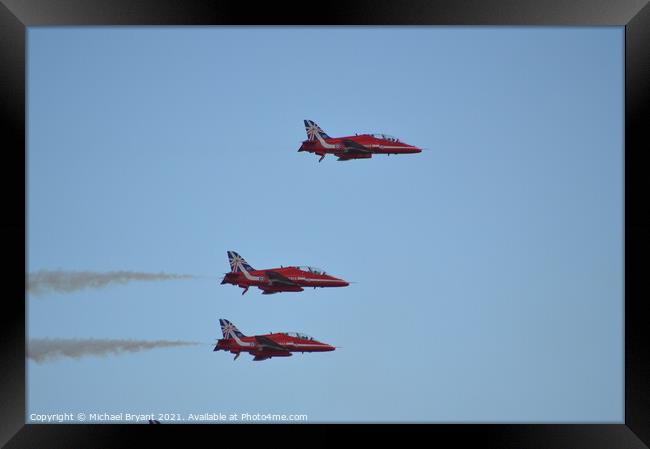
<box><xmin>341</xmin><ymin>139</ymin><xmax>371</xmax><ymax>153</ymax></box>
<box><xmin>254</xmin><ymin>335</ymin><xmax>289</xmax><ymax>352</ymax></box>
<box><xmin>265</xmin><ymin>270</ymin><xmax>300</xmax><ymax>286</ymax></box>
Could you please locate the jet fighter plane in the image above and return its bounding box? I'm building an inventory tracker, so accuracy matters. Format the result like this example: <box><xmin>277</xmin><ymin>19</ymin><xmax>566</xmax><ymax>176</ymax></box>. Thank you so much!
<box><xmin>214</xmin><ymin>319</ymin><xmax>336</xmax><ymax>361</ymax></box>
<box><xmin>298</xmin><ymin>119</ymin><xmax>423</xmax><ymax>162</ymax></box>
<box><xmin>220</xmin><ymin>251</ymin><xmax>349</xmax><ymax>295</ymax></box>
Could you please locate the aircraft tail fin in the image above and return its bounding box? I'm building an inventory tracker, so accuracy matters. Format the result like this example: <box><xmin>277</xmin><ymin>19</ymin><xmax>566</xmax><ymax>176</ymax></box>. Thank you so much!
<box><xmin>227</xmin><ymin>250</ymin><xmax>254</xmax><ymax>273</ymax></box>
<box><xmin>219</xmin><ymin>319</ymin><xmax>246</xmax><ymax>339</ymax></box>
<box><xmin>304</xmin><ymin>120</ymin><xmax>331</xmax><ymax>141</ymax></box>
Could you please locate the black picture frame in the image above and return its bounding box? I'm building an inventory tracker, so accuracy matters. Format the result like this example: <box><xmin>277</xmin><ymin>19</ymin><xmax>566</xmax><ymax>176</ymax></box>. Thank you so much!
<box><xmin>2</xmin><ymin>1</ymin><xmax>648</xmax><ymax>447</ymax></box>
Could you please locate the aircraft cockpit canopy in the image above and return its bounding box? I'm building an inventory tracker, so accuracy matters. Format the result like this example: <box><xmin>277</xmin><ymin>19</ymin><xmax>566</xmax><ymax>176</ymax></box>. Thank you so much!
<box><xmin>284</xmin><ymin>332</ymin><xmax>314</xmax><ymax>341</ymax></box>
<box><xmin>370</xmin><ymin>133</ymin><xmax>400</xmax><ymax>142</ymax></box>
<box><xmin>296</xmin><ymin>266</ymin><xmax>327</xmax><ymax>275</ymax></box>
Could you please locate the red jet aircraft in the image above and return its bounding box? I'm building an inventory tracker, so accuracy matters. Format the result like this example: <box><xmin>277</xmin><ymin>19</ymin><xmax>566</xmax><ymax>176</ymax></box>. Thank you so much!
<box><xmin>298</xmin><ymin>119</ymin><xmax>423</xmax><ymax>162</ymax></box>
<box><xmin>214</xmin><ymin>319</ymin><xmax>336</xmax><ymax>361</ymax></box>
<box><xmin>220</xmin><ymin>251</ymin><xmax>349</xmax><ymax>295</ymax></box>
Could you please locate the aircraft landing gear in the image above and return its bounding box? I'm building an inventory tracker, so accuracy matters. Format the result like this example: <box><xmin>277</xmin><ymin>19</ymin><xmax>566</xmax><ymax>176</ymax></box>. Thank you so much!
<box><xmin>241</xmin><ymin>286</ymin><xmax>249</xmax><ymax>295</ymax></box>
<box><xmin>233</xmin><ymin>352</ymin><xmax>240</xmax><ymax>361</ymax></box>
<box><xmin>318</xmin><ymin>154</ymin><xmax>325</xmax><ymax>162</ymax></box>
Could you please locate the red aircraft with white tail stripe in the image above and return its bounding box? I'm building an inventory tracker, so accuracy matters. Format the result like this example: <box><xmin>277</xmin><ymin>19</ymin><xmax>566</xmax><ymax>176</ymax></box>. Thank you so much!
<box><xmin>214</xmin><ymin>319</ymin><xmax>336</xmax><ymax>361</ymax></box>
<box><xmin>298</xmin><ymin>119</ymin><xmax>423</xmax><ymax>162</ymax></box>
<box><xmin>220</xmin><ymin>251</ymin><xmax>349</xmax><ymax>295</ymax></box>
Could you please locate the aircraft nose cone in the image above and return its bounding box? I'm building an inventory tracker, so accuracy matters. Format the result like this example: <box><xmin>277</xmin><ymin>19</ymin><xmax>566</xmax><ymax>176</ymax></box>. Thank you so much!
<box><xmin>330</xmin><ymin>276</ymin><xmax>349</xmax><ymax>287</ymax></box>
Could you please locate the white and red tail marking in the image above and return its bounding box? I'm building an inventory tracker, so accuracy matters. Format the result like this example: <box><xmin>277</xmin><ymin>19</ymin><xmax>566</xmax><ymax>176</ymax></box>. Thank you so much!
<box><xmin>227</xmin><ymin>251</ymin><xmax>254</xmax><ymax>273</ymax></box>
<box><xmin>304</xmin><ymin>120</ymin><xmax>331</xmax><ymax>141</ymax></box>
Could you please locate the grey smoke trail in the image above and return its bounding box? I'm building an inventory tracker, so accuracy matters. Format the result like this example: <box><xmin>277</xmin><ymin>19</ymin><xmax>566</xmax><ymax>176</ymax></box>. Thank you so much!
<box><xmin>26</xmin><ymin>270</ymin><xmax>199</xmax><ymax>296</ymax></box>
<box><xmin>28</xmin><ymin>338</ymin><xmax>201</xmax><ymax>363</ymax></box>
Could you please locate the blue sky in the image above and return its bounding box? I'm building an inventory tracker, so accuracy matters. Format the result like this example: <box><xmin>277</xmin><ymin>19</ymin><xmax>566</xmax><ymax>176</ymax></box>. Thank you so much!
<box><xmin>27</xmin><ymin>27</ymin><xmax>623</xmax><ymax>423</ymax></box>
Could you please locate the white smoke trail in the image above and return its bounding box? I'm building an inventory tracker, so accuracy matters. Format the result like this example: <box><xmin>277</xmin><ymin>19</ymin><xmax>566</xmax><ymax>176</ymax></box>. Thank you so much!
<box><xmin>28</xmin><ymin>338</ymin><xmax>201</xmax><ymax>363</ymax></box>
<box><xmin>26</xmin><ymin>270</ymin><xmax>199</xmax><ymax>296</ymax></box>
